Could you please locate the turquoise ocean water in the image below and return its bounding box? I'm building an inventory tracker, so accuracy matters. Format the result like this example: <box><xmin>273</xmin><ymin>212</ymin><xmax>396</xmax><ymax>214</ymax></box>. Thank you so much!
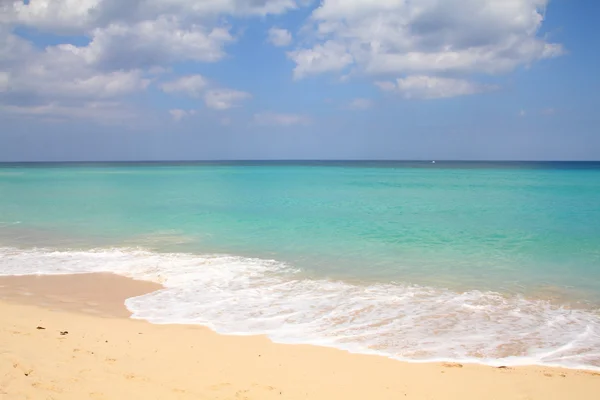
<box><xmin>1</xmin><ymin>161</ymin><xmax>599</xmax><ymax>369</ymax></box>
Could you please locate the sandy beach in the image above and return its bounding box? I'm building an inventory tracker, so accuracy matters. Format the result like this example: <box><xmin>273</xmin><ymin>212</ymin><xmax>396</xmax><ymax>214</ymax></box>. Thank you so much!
<box><xmin>1</xmin><ymin>274</ymin><xmax>599</xmax><ymax>400</ymax></box>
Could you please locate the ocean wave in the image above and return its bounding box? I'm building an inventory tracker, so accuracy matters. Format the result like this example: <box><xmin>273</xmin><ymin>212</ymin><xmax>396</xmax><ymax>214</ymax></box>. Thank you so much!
<box><xmin>1</xmin><ymin>246</ymin><xmax>599</xmax><ymax>371</ymax></box>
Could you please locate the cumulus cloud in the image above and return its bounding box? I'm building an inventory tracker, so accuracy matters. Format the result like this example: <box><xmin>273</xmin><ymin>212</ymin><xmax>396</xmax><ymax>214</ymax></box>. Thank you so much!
<box><xmin>376</xmin><ymin>76</ymin><xmax>496</xmax><ymax>99</ymax></box>
<box><xmin>290</xmin><ymin>0</ymin><xmax>563</xmax><ymax>97</ymax></box>
<box><xmin>204</xmin><ymin>89</ymin><xmax>251</xmax><ymax>110</ymax></box>
<box><xmin>0</xmin><ymin>31</ymin><xmax>150</xmax><ymax>104</ymax></box>
<box><xmin>5</xmin><ymin>0</ymin><xmax>301</xmax><ymax>33</ymax></box>
<box><xmin>1</xmin><ymin>0</ymin><xmax>566</xmax><ymax>118</ymax></box>
<box><xmin>138</xmin><ymin>0</ymin><xmax>300</xmax><ymax>19</ymax></box>
<box><xmin>34</xmin><ymin>69</ymin><xmax>149</xmax><ymax>99</ymax></box>
<box><xmin>254</xmin><ymin>112</ymin><xmax>311</xmax><ymax>126</ymax></box>
<box><xmin>161</xmin><ymin>75</ymin><xmax>208</xmax><ymax>97</ymax></box>
<box><xmin>84</xmin><ymin>18</ymin><xmax>234</xmax><ymax>70</ymax></box>
<box><xmin>8</xmin><ymin>0</ymin><xmax>101</xmax><ymax>34</ymax></box>
<box><xmin>0</xmin><ymin>0</ymin><xmax>296</xmax><ymax>121</ymax></box>
<box><xmin>0</xmin><ymin>28</ymin><xmax>149</xmax><ymax>123</ymax></box>
<box><xmin>268</xmin><ymin>27</ymin><xmax>292</xmax><ymax>47</ymax></box>
<box><xmin>288</xmin><ymin>40</ymin><xmax>353</xmax><ymax>79</ymax></box>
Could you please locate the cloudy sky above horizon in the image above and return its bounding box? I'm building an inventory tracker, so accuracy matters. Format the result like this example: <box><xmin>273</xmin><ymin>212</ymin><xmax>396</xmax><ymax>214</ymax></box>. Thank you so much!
<box><xmin>1</xmin><ymin>0</ymin><xmax>599</xmax><ymax>161</ymax></box>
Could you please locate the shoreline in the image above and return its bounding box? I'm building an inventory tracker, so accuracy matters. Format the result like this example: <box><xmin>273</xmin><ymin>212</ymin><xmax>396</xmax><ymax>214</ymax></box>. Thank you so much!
<box><xmin>2</xmin><ymin>272</ymin><xmax>600</xmax><ymax>373</ymax></box>
<box><xmin>2</xmin><ymin>266</ymin><xmax>600</xmax><ymax>373</ymax></box>
<box><xmin>1</xmin><ymin>273</ymin><xmax>599</xmax><ymax>399</ymax></box>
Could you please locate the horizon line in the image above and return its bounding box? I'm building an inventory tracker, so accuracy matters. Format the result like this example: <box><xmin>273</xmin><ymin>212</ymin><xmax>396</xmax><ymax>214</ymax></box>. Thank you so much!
<box><xmin>1</xmin><ymin>159</ymin><xmax>600</xmax><ymax>164</ymax></box>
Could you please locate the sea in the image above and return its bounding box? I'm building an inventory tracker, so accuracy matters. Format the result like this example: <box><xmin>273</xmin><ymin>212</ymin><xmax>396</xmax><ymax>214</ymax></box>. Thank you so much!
<box><xmin>1</xmin><ymin>161</ymin><xmax>599</xmax><ymax>370</ymax></box>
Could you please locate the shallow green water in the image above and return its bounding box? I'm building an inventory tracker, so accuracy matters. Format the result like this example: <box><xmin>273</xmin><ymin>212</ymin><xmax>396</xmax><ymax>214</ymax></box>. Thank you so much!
<box><xmin>1</xmin><ymin>162</ymin><xmax>599</xmax><ymax>296</ymax></box>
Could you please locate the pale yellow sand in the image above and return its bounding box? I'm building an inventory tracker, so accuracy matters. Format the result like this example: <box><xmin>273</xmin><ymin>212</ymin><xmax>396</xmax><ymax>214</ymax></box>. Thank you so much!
<box><xmin>1</xmin><ymin>274</ymin><xmax>599</xmax><ymax>400</ymax></box>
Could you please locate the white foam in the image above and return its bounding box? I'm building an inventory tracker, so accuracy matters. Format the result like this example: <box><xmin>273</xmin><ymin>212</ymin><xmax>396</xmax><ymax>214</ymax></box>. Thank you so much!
<box><xmin>1</xmin><ymin>246</ymin><xmax>599</xmax><ymax>371</ymax></box>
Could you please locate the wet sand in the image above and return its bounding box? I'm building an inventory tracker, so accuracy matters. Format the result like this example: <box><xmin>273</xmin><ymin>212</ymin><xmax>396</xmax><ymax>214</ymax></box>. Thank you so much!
<box><xmin>0</xmin><ymin>273</ymin><xmax>161</xmax><ymax>317</ymax></box>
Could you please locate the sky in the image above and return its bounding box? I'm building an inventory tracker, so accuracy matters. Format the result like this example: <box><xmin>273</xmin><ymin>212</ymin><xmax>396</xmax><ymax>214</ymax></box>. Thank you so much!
<box><xmin>0</xmin><ymin>0</ymin><xmax>599</xmax><ymax>161</ymax></box>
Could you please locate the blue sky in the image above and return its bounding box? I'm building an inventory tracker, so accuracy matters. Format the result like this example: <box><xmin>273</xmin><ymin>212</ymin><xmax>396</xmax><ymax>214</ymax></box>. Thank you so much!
<box><xmin>1</xmin><ymin>0</ymin><xmax>599</xmax><ymax>161</ymax></box>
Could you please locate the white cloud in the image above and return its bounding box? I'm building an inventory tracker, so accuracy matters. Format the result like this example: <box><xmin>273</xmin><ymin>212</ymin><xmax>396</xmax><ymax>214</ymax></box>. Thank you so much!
<box><xmin>161</xmin><ymin>75</ymin><xmax>208</xmax><ymax>97</ymax></box>
<box><xmin>47</xmin><ymin>70</ymin><xmax>150</xmax><ymax>99</ymax></box>
<box><xmin>254</xmin><ymin>112</ymin><xmax>311</xmax><ymax>126</ymax></box>
<box><xmin>5</xmin><ymin>0</ymin><xmax>302</xmax><ymax>33</ymax></box>
<box><xmin>268</xmin><ymin>27</ymin><xmax>292</xmax><ymax>47</ymax></box>
<box><xmin>1</xmin><ymin>0</ymin><xmax>297</xmax><ymax>121</ymax></box>
<box><xmin>519</xmin><ymin>109</ymin><xmax>527</xmax><ymax>117</ymax></box>
<box><xmin>8</xmin><ymin>0</ymin><xmax>101</xmax><ymax>33</ymax></box>
<box><xmin>0</xmin><ymin>27</ymin><xmax>152</xmax><ymax>123</ymax></box>
<box><xmin>204</xmin><ymin>89</ymin><xmax>251</xmax><ymax>110</ymax></box>
<box><xmin>376</xmin><ymin>76</ymin><xmax>495</xmax><ymax>99</ymax></box>
<box><xmin>169</xmin><ymin>109</ymin><xmax>196</xmax><ymax>121</ymax></box>
<box><xmin>1</xmin><ymin>35</ymin><xmax>150</xmax><ymax>101</ymax></box>
<box><xmin>135</xmin><ymin>0</ymin><xmax>300</xmax><ymax>19</ymax></box>
<box><xmin>288</xmin><ymin>40</ymin><xmax>353</xmax><ymax>79</ymax></box>
<box><xmin>84</xmin><ymin>18</ymin><xmax>234</xmax><ymax>70</ymax></box>
<box><xmin>291</xmin><ymin>0</ymin><xmax>563</xmax><ymax>80</ymax></box>
<box><xmin>347</xmin><ymin>98</ymin><xmax>373</xmax><ymax>110</ymax></box>
<box><xmin>2</xmin><ymin>0</ymin><xmax>564</xmax><ymax>120</ymax></box>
